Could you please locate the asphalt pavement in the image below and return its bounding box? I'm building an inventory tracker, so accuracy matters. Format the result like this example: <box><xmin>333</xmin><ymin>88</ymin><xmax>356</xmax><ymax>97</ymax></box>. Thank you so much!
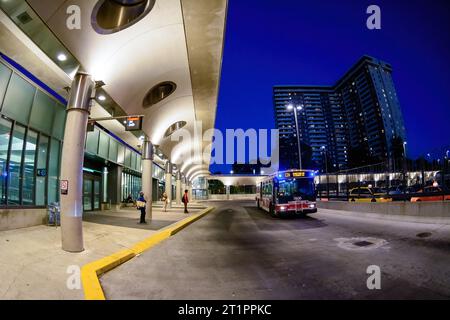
<box><xmin>101</xmin><ymin>200</ymin><xmax>450</xmax><ymax>299</ymax></box>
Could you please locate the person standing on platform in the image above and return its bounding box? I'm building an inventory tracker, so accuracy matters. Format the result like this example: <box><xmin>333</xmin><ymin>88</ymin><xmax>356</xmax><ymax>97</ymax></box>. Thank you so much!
<box><xmin>162</xmin><ymin>192</ymin><xmax>169</xmax><ymax>212</ymax></box>
<box><xmin>182</xmin><ymin>190</ymin><xmax>189</xmax><ymax>214</ymax></box>
<box><xmin>136</xmin><ymin>191</ymin><xmax>147</xmax><ymax>224</ymax></box>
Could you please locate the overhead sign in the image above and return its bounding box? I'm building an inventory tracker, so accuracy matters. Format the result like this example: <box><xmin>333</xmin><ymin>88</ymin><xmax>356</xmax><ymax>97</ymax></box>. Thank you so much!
<box><xmin>284</xmin><ymin>171</ymin><xmax>307</xmax><ymax>178</ymax></box>
<box><xmin>125</xmin><ymin>116</ymin><xmax>143</xmax><ymax>131</ymax></box>
<box><xmin>61</xmin><ymin>180</ymin><xmax>69</xmax><ymax>195</ymax></box>
<box><xmin>87</xmin><ymin>121</ymin><xmax>95</xmax><ymax>132</ymax></box>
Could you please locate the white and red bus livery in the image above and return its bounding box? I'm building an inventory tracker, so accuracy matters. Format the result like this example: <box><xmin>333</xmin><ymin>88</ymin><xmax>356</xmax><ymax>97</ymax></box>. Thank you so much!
<box><xmin>256</xmin><ymin>169</ymin><xmax>317</xmax><ymax>216</ymax></box>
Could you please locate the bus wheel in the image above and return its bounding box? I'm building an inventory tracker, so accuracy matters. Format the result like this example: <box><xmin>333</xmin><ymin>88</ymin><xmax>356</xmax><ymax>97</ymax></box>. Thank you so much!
<box><xmin>351</xmin><ymin>198</ymin><xmax>355</xmax><ymax>202</ymax></box>
<box><xmin>269</xmin><ymin>203</ymin><xmax>276</xmax><ymax>217</ymax></box>
<box><xmin>371</xmin><ymin>198</ymin><xmax>377</xmax><ymax>203</ymax></box>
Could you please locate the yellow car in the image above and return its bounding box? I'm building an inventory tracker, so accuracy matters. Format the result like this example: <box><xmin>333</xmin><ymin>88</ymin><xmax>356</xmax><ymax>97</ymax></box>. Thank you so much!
<box><xmin>348</xmin><ymin>187</ymin><xmax>392</xmax><ymax>203</ymax></box>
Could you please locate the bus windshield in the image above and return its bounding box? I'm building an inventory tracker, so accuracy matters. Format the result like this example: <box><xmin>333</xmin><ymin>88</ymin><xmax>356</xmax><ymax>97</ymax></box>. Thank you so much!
<box><xmin>276</xmin><ymin>178</ymin><xmax>316</xmax><ymax>204</ymax></box>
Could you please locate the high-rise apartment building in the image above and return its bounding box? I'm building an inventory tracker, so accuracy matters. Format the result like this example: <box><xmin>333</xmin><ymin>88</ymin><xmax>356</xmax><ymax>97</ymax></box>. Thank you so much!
<box><xmin>274</xmin><ymin>56</ymin><xmax>407</xmax><ymax>171</ymax></box>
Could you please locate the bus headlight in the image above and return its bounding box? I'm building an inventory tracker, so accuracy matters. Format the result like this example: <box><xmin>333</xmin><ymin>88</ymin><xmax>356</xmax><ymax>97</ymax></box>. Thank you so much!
<box><xmin>280</xmin><ymin>206</ymin><xmax>287</xmax><ymax>211</ymax></box>
<box><xmin>309</xmin><ymin>204</ymin><xmax>316</xmax><ymax>208</ymax></box>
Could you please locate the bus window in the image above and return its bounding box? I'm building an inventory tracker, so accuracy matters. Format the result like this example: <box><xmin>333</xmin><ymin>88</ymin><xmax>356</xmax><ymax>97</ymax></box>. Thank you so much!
<box><xmin>277</xmin><ymin>179</ymin><xmax>315</xmax><ymax>204</ymax></box>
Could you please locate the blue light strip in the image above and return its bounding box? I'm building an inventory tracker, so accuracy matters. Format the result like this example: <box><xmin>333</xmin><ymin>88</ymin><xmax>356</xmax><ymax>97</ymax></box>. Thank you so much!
<box><xmin>94</xmin><ymin>122</ymin><xmax>142</xmax><ymax>155</ymax></box>
<box><xmin>0</xmin><ymin>52</ymin><xmax>67</xmax><ymax>105</ymax></box>
<box><xmin>1</xmin><ymin>52</ymin><xmax>143</xmax><ymax>156</ymax></box>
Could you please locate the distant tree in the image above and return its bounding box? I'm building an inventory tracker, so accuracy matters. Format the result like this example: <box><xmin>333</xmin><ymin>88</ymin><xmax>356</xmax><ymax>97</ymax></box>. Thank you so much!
<box><xmin>208</xmin><ymin>179</ymin><xmax>225</xmax><ymax>194</ymax></box>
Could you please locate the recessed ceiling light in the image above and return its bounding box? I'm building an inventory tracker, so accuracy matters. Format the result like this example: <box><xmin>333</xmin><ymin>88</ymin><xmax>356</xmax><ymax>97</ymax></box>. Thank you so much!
<box><xmin>57</xmin><ymin>53</ymin><xmax>67</xmax><ymax>62</ymax></box>
<box><xmin>98</xmin><ymin>95</ymin><xmax>106</xmax><ymax>101</ymax></box>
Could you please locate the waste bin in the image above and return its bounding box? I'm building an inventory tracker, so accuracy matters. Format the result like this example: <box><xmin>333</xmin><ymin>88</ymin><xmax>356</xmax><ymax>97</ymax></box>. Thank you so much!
<box><xmin>48</xmin><ymin>202</ymin><xmax>60</xmax><ymax>226</ymax></box>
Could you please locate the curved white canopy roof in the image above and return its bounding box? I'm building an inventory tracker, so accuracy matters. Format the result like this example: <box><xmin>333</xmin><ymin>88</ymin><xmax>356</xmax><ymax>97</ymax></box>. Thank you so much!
<box><xmin>5</xmin><ymin>0</ymin><xmax>227</xmax><ymax>180</ymax></box>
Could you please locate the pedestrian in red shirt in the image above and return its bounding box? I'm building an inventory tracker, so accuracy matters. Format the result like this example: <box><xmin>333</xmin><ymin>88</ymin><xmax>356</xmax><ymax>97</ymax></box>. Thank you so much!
<box><xmin>182</xmin><ymin>190</ymin><xmax>189</xmax><ymax>214</ymax></box>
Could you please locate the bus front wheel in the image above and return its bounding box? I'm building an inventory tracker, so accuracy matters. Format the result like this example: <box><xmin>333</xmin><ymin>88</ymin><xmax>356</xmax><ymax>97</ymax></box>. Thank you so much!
<box><xmin>269</xmin><ymin>203</ymin><xmax>276</xmax><ymax>217</ymax></box>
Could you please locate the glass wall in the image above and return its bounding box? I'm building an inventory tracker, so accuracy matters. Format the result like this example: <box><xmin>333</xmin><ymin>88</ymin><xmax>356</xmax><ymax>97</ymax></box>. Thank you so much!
<box><xmin>0</xmin><ymin>59</ymin><xmax>65</xmax><ymax>208</ymax></box>
<box><xmin>85</xmin><ymin>125</ymin><xmax>141</xmax><ymax>172</ymax></box>
<box><xmin>121</xmin><ymin>171</ymin><xmax>142</xmax><ymax>202</ymax></box>
<box><xmin>36</xmin><ymin>135</ymin><xmax>49</xmax><ymax>206</ymax></box>
<box><xmin>23</xmin><ymin>129</ymin><xmax>38</xmax><ymax>205</ymax></box>
<box><xmin>8</xmin><ymin>124</ymin><xmax>26</xmax><ymax>205</ymax></box>
<box><xmin>0</xmin><ymin>117</ymin><xmax>12</xmax><ymax>205</ymax></box>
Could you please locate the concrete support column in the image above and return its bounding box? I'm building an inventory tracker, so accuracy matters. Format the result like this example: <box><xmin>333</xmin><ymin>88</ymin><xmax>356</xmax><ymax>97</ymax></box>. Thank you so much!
<box><xmin>176</xmin><ymin>171</ymin><xmax>182</xmax><ymax>205</ymax></box>
<box><xmin>142</xmin><ymin>138</ymin><xmax>154</xmax><ymax>220</ymax></box>
<box><xmin>188</xmin><ymin>182</ymin><xmax>193</xmax><ymax>202</ymax></box>
<box><xmin>60</xmin><ymin>72</ymin><xmax>94</xmax><ymax>253</ymax></box>
<box><xmin>164</xmin><ymin>161</ymin><xmax>172</xmax><ymax>208</ymax></box>
<box><xmin>226</xmin><ymin>185</ymin><xmax>230</xmax><ymax>200</ymax></box>
<box><xmin>102</xmin><ymin>167</ymin><xmax>108</xmax><ymax>204</ymax></box>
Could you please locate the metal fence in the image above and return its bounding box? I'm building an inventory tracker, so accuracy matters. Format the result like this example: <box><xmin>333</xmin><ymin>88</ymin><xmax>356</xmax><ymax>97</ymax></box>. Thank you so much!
<box><xmin>315</xmin><ymin>162</ymin><xmax>450</xmax><ymax>202</ymax></box>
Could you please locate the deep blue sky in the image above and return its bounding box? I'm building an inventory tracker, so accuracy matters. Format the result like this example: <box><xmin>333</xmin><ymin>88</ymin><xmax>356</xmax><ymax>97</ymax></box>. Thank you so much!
<box><xmin>211</xmin><ymin>0</ymin><xmax>450</xmax><ymax>173</ymax></box>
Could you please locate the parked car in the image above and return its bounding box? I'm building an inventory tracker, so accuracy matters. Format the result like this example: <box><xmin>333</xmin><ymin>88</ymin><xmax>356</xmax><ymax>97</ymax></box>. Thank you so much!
<box><xmin>406</xmin><ymin>184</ymin><xmax>422</xmax><ymax>194</ymax></box>
<box><xmin>387</xmin><ymin>186</ymin><xmax>406</xmax><ymax>195</ymax></box>
<box><xmin>348</xmin><ymin>187</ymin><xmax>392</xmax><ymax>202</ymax></box>
<box><xmin>410</xmin><ymin>186</ymin><xmax>450</xmax><ymax>202</ymax></box>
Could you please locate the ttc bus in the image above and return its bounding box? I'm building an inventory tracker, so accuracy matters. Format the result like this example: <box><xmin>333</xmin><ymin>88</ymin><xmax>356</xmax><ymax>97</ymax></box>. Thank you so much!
<box><xmin>256</xmin><ymin>170</ymin><xmax>317</xmax><ymax>216</ymax></box>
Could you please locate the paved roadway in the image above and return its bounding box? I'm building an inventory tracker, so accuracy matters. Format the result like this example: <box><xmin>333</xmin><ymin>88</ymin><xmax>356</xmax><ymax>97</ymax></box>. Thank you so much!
<box><xmin>101</xmin><ymin>200</ymin><xmax>450</xmax><ymax>299</ymax></box>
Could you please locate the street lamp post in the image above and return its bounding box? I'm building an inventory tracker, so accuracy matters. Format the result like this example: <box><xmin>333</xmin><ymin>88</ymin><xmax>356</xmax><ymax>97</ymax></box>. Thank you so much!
<box><xmin>402</xmin><ymin>141</ymin><xmax>408</xmax><ymax>190</ymax></box>
<box><xmin>287</xmin><ymin>104</ymin><xmax>303</xmax><ymax>169</ymax></box>
<box><xmin>321</xmin><ymin>146</ymin><xmax>329</xmax><ymax>199</ymax></box>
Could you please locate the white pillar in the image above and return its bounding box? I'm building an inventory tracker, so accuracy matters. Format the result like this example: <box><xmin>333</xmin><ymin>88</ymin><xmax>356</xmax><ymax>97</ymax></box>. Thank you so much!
<box><xmin>181</xmin><ymin>175</ymin><xmax>186</xmax><ymax>199</ymax></box>
<box><xmin>188</xmin><ymin>182</ymin><xmax>193</xmax><ymax>202</ymax></box>
<box><xmin>226</xmin><ymin>185</ymin><xmax>230</xmax><ymax>200</ymax></box>
<box><xmin>164</xmin><ymin>161</ymin><xmax>172</xmax><ymax>208</ymax></box>
<box><xmin>142</xmin><ymin>138</ymin><xmax>154</xmax><ymax>220</ymax></box>
<box><xmin>176</xmin><ymin>171</ymin><xmax>182</xmax><ymax>205</ymax></box>
<box><xmin>60</xmin><ymin>72</ymin><xmax>94</xmax><ymax>252</ymax></box>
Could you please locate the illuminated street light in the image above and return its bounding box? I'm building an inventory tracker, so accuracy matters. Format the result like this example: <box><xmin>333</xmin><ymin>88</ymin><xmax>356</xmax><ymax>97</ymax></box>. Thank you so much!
<box><xmin>287</xmin><ymin>104</ymin><xmax>303</xmax><ymax>169</ymax></box>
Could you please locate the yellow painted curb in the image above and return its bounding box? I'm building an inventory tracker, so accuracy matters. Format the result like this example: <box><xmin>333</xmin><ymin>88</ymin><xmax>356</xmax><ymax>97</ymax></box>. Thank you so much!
<box><xmin>81</xmin><ymin>206</ymin><xmax>214</xmax><ymax>300</ymax></box>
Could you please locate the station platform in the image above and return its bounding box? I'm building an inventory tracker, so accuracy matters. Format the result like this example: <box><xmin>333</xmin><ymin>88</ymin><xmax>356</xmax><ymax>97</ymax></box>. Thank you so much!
<box><xmin>0</xmin><ymin>203</ymin><xmax>206</xmax><ymax>300</ymax></box>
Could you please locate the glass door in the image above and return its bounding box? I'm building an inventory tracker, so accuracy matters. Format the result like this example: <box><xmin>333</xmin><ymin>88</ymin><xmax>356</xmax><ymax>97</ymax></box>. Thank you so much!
<box><xmin>83</xmin><ymin>179</ymin><xmax>93</xmax><ymax>211</ymax></box>
<box><xmin>83</xmin><ymin>173</ymin><xmax>102</xmax><ymax>212</ymax></box>
<box><xmin>93</xmin><ymin>180</ymin><xmax>100</xmax><ymax>210</ymax></box>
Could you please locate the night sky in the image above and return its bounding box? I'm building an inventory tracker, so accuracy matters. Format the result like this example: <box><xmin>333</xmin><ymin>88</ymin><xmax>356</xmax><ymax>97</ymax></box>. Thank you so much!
<box><xmin>211</xmin><ymin>0</ymin><xmax>450</xmax><ymax>174</ymax></box>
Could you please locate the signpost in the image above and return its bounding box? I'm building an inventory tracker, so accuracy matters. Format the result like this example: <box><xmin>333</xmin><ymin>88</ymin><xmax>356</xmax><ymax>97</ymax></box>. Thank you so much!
<box><xmin>86</xmin><ymin>115</ymin><xmax>144</xmax><ymax>132</ymax></box>
<box><xmin>87</xmin><ymin>121</ymin><xmax>95</xmax><ymax>132</ymax></box>
<box><xmin>125</xmin><ymin>116</ymin><xmax>143</xmax><ymax>131</ymax></box>
<box><xmin>61</xmin><ymin>180</ymin><xmax>69</xmax><ymax>195</ymax></box>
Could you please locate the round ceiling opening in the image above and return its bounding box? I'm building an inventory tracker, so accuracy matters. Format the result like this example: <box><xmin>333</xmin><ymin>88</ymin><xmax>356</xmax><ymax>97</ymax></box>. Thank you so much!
<box><xmin>164</xmin><ymin>121</ymin><xmax>187</xmax><ymax>138</ymax></box>
<box><xmin>92</xmin><ymin>0</ymin><xmax>156</xmax><ymax>34</ymax></box>
<box><xmin>143</xmin><ymin>81</ymin><xmax>177</xmax><ymax>108</ymax></box>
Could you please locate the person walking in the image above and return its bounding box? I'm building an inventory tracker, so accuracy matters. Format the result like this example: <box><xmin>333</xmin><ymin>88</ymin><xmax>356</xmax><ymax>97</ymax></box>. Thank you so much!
<box><xmin>136</xmin><ymin>191</ymin><xmax>147</xmax><ymax>224</ymax></box>
<box><xmin>182</xmin><ymin>189</ymin><xmax>189</xmax><ymax>214</ymax></box>
<box><xmin>162</xmin><ymin>192</ymin><xmax>169</xmax><ymax>212</ymax></box>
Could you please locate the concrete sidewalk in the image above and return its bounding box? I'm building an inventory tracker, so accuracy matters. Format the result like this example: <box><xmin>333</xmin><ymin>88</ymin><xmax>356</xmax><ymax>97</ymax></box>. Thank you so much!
<box><xmin>0</xmin><ymin>203</ymin><xmax>206</xmax><ymax>300</ymax></box>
